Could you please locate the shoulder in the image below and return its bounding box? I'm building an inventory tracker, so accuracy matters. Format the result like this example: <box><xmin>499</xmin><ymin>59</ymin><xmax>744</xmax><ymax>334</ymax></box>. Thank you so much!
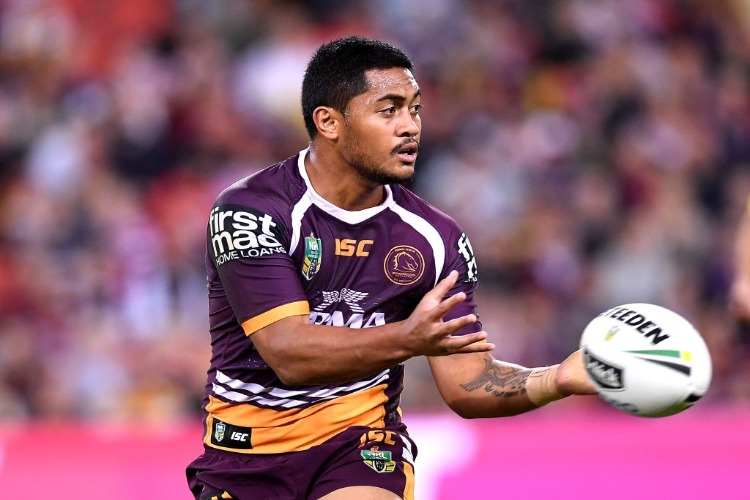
<box><xmin>214</xmin><ymin>154</ymin><xmax>305</xmax><ymax>216</ymax></box>
<box><xmin>390</xmin><ymin>184</ymin><xmax>464</xmax><ymax>237</ymax></box>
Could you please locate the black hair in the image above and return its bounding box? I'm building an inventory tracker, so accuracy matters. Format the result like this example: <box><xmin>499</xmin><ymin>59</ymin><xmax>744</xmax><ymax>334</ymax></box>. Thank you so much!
<box><xmin>301</xmin><ymin>36</ymin><xmax>414</xmax><ymax>139</ymax></box>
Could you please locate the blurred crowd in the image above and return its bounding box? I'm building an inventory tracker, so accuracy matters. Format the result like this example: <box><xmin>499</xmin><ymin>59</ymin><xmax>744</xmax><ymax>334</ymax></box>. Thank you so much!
<box><xmin>1</xmin><ymin>0</ymin><xmax>749</xmax><ymax>422</ymax></box>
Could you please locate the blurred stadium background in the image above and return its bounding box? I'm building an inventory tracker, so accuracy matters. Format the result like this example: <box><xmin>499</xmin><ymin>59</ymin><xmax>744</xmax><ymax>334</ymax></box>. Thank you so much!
<box><xmin>0</xmin><ymin>0</ymin><xmax>749</xmax><ymax>498</ymax></box>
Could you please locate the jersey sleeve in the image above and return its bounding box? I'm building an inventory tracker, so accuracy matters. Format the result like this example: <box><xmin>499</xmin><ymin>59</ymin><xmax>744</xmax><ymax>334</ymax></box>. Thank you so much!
<box><xmin>207</xmin><ymin>200</ymin><xmax>309</xmax><ymax>334</ymax></box>
<box><xmin>442</xmin><ymin>229</ymin><xmax>482</xmax><ymax>335</ymax></box>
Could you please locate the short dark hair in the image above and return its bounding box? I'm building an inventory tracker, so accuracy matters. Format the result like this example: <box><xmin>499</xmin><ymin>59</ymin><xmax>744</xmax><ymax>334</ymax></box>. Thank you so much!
<box><xmin>301</xmin><ymin>36</ymin><xmax>414</xmax><ymax>139</ymax></box>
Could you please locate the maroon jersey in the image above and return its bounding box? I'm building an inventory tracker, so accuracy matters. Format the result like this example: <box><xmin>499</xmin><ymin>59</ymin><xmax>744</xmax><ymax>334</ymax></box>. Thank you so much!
<box><xmin>202</xmin><ymin>149</ymin><xmax>480</xmax><ymax>454</ymax></box>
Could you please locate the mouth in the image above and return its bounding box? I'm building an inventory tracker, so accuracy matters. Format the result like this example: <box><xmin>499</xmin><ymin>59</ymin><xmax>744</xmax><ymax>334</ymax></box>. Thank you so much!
<box><xmin>394</xmin><ymin>141</ymin><xmax>419</xmax><ymax>164</ymax></box>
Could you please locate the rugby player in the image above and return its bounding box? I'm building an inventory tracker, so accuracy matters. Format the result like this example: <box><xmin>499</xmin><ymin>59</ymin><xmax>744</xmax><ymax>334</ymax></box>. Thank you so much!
<box><xmin>187</xmin><ymin>36</ymin><xmax>595</xmax><ymax>500</ymax></box>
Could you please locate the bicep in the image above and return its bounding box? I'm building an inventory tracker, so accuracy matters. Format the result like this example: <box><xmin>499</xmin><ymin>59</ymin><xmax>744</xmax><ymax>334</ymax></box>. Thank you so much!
<box><xmin>219</xmin><ymin>253</ymin><xmax>307</xmax><ymax>326</ymax></box>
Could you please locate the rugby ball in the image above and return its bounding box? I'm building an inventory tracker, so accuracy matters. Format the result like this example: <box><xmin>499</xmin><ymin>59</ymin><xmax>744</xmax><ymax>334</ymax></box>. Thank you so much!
<box><xmin>580</xmin><ymin>303</ymin><xmax>712</xmax><ymax>418</ymax></box>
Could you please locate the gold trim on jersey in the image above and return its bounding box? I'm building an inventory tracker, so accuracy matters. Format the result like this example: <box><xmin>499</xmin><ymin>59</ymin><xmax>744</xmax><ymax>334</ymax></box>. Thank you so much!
<box><xmin>242</xmin><ymin>301</ymin><xmax>310</xmax><ymax>335</ymax></box>
<box><xmin>403</xmin><ymin>462</ymin><xmax>415</xmax><ymax>500</ymax></box>
<box><xmin>204</xmin><ymin>384</ymin><xmax>390</xmax><ymax>453</ymax></box>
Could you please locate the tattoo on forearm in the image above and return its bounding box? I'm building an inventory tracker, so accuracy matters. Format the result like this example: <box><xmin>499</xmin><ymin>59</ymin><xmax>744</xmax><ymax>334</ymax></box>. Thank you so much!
<box><xmin>460</xmin><ymin>358</ymin><xmax>529</xmax><ymax>398</ymax></box>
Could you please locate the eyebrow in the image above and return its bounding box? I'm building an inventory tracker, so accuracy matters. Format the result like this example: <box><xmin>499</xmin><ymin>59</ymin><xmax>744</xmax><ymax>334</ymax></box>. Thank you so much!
<box><xmin>375</xmin><ymin>89</ymin><xmax>422</xmax><ymax>103</ymax></box>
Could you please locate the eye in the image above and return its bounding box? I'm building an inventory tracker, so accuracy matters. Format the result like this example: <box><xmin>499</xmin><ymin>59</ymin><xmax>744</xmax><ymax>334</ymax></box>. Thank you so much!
<box><xmin>411</xmin><ymin>103</ymin><xmax>422</xmax><ymax>114</ymax></box>
<box><xmin>381</xmin><ymin>106</ymin><xmax>397</xmax><ymax>115</ymax></box>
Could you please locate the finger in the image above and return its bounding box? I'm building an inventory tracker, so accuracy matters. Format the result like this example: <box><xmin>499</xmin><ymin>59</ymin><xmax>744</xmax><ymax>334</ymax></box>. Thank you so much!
<box><xmin>424</xmin><ymin>270</ymin><xmax>459</xmax><ymax>301</ymax></box>
<box><xmin>442</xmin><ymin>331</ymin><xmax>494</xmax><ymax>353</ymax></box>
<box><xmin>440</xmin><ymin>314</ymin><xmax>478</xmax><ymax>335</ymax></box>
<box><xmin>430</xmin><ymin>291</ymin><xmax>468</xmax><ymax>319</ymax></box>
<box><xmin>449</xmin><ymin>340</ymin><xmax>495</xmax><ymax>354</ymax></box>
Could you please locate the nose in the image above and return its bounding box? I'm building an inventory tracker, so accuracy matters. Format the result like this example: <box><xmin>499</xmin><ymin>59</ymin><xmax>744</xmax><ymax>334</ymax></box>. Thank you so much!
<box><xmin>397</xmin><ymin>111</ymin><xmax>420</xmax><ymax>138</ymax></box>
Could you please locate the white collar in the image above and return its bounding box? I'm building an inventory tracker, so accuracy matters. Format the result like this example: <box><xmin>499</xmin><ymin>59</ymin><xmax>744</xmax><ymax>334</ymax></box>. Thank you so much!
<box><xmin>297</xmin><ymin>148</ymin><xmax>394</xmax><ymax>224</ymax></box>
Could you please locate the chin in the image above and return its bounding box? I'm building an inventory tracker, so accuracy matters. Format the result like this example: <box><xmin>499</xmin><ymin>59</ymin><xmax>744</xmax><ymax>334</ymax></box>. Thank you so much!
<box><xmin>391</xmin><ymin>168</ymin><xmax>415</xmax><ymax>185</ymax></box>
<box><xmin>389</xmin><ymin>160</ymin><xmax>415</xmax><ymax>177</ymax></box>
<box><xmin>354</xmin><ymin>158</ymin><xmax>415</xmax><ymax>185</ymax></box>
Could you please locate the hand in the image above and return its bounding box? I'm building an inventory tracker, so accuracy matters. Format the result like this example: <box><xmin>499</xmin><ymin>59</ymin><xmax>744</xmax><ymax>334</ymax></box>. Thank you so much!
<box><xmin>555</xmin><ymin>350</ymin><xmax>597</xmax><ymax>396</ymax></box>
<box><xmin>401</xmin><ymin>270</ymin><xmax>495</xmax><ymax>357</ymax></box>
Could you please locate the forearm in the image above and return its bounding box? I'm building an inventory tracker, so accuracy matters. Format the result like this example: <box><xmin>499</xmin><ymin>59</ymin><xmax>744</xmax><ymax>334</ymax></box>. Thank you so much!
<box><xmin>430</xmin><ymin>354</ymin><xmax>565</xmax><ymax>418</ymax></box>
<box><xmin>247</xmin><ymin>271</ymin><xmax>492</xmax><ymax>386</ymax></box>
<box><xmin>252</xmin><ymin>317</ymin><xmax>413</xmax><ymax>386</ymax></box>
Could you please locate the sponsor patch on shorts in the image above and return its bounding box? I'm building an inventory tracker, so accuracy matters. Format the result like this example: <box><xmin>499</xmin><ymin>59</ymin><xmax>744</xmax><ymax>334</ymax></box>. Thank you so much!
<box><xmin>361</xmin><ymin>447</ymin><xmax>396</xmax><ymax>473</ymax></box>
<box><xmin>210</xmin><ymin>419</ymin><xmax>253</xmax><ymax>450</ymax></box>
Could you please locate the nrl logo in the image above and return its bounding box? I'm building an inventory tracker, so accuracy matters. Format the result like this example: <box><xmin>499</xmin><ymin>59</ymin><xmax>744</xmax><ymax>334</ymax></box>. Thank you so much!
<box><xmin>302</xmin><ymin>234</ymin><xmax>322</xmax><ymax>280</ymax></box>
<box><xmin>605</xmin><ymin>326</ymin><xmax>620</xmax><ymax>341</ymax></box>
<box><xmin>361</xmin><ymin>447</ymin><xmax>396</xmax><ymax>473</ymax></box>
<box><xmin>214</xmin><ymin>421</ymin><xmax>226</xmax><ymax>442</ymax></box>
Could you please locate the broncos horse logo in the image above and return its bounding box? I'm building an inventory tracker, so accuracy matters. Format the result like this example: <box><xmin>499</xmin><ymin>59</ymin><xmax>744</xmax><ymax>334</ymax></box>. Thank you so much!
<box><xmin>384</xmin><ymin>245</ymin><xmax>424</xmax><ymax>285</ymax></box>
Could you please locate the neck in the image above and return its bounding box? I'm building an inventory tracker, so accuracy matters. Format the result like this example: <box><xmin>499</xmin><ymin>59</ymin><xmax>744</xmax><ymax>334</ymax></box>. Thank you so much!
<box><xmin>304</xmin><ymin>144</ymin><xmax>386</xmax><ymax>211</ymax></box>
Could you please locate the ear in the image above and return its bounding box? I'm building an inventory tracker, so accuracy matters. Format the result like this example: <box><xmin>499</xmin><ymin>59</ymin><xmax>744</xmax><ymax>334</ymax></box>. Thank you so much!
<box><xmin>312</xmin><ymin>106</ymin><xmax>342</xmax><ymax>140</ymax></box>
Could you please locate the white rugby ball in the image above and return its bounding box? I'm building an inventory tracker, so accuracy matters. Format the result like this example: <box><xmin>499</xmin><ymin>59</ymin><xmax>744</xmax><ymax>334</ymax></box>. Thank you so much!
<box><xmin>580</xmin><ymin>303</ymin><xmax>712</xmax><ymax>418</ymax></box>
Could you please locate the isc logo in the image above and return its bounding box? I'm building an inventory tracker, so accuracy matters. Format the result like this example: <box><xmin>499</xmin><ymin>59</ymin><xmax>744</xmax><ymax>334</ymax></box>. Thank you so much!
<box><xmin>230</xmin><ymin>431</ymin><xmax>249</xmax><ymax>442</ymax></box>
<box><xmin>335</xmin><ymin>238</ymin><xmax>373</xmax><ymax>257</ymax></box>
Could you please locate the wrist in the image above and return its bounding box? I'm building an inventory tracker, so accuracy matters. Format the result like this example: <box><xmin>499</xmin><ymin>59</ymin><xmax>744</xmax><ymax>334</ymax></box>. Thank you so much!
<box><xmin>526</xmin><ymin>365</ymin><xmax>564</xmax><ymax>407</ymax></box>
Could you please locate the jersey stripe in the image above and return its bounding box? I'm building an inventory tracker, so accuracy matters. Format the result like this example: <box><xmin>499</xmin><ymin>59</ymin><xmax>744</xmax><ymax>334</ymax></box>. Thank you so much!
<box><xmin>212</xmin><ymin>369</ymin><xmax>390</xmax><ymax>409</ymax></box>
<box><xmin>390</xmin><ymin>203</ymin><xmax>445</xmax><ymax>286</ymax></box>
<box><xmin>241</xmin><ymin>301</ymin><xmax>309</xmax><ymax>335</ymax></box>
<box><xmin>204</xmin><ymin>385</ymin><xmax>390</xmax><ymax>453</ymax></box>
<box><xmin>289</xmin><ymin>191</ymin><xmax>313</xmax><ymax>255</ymax></box>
